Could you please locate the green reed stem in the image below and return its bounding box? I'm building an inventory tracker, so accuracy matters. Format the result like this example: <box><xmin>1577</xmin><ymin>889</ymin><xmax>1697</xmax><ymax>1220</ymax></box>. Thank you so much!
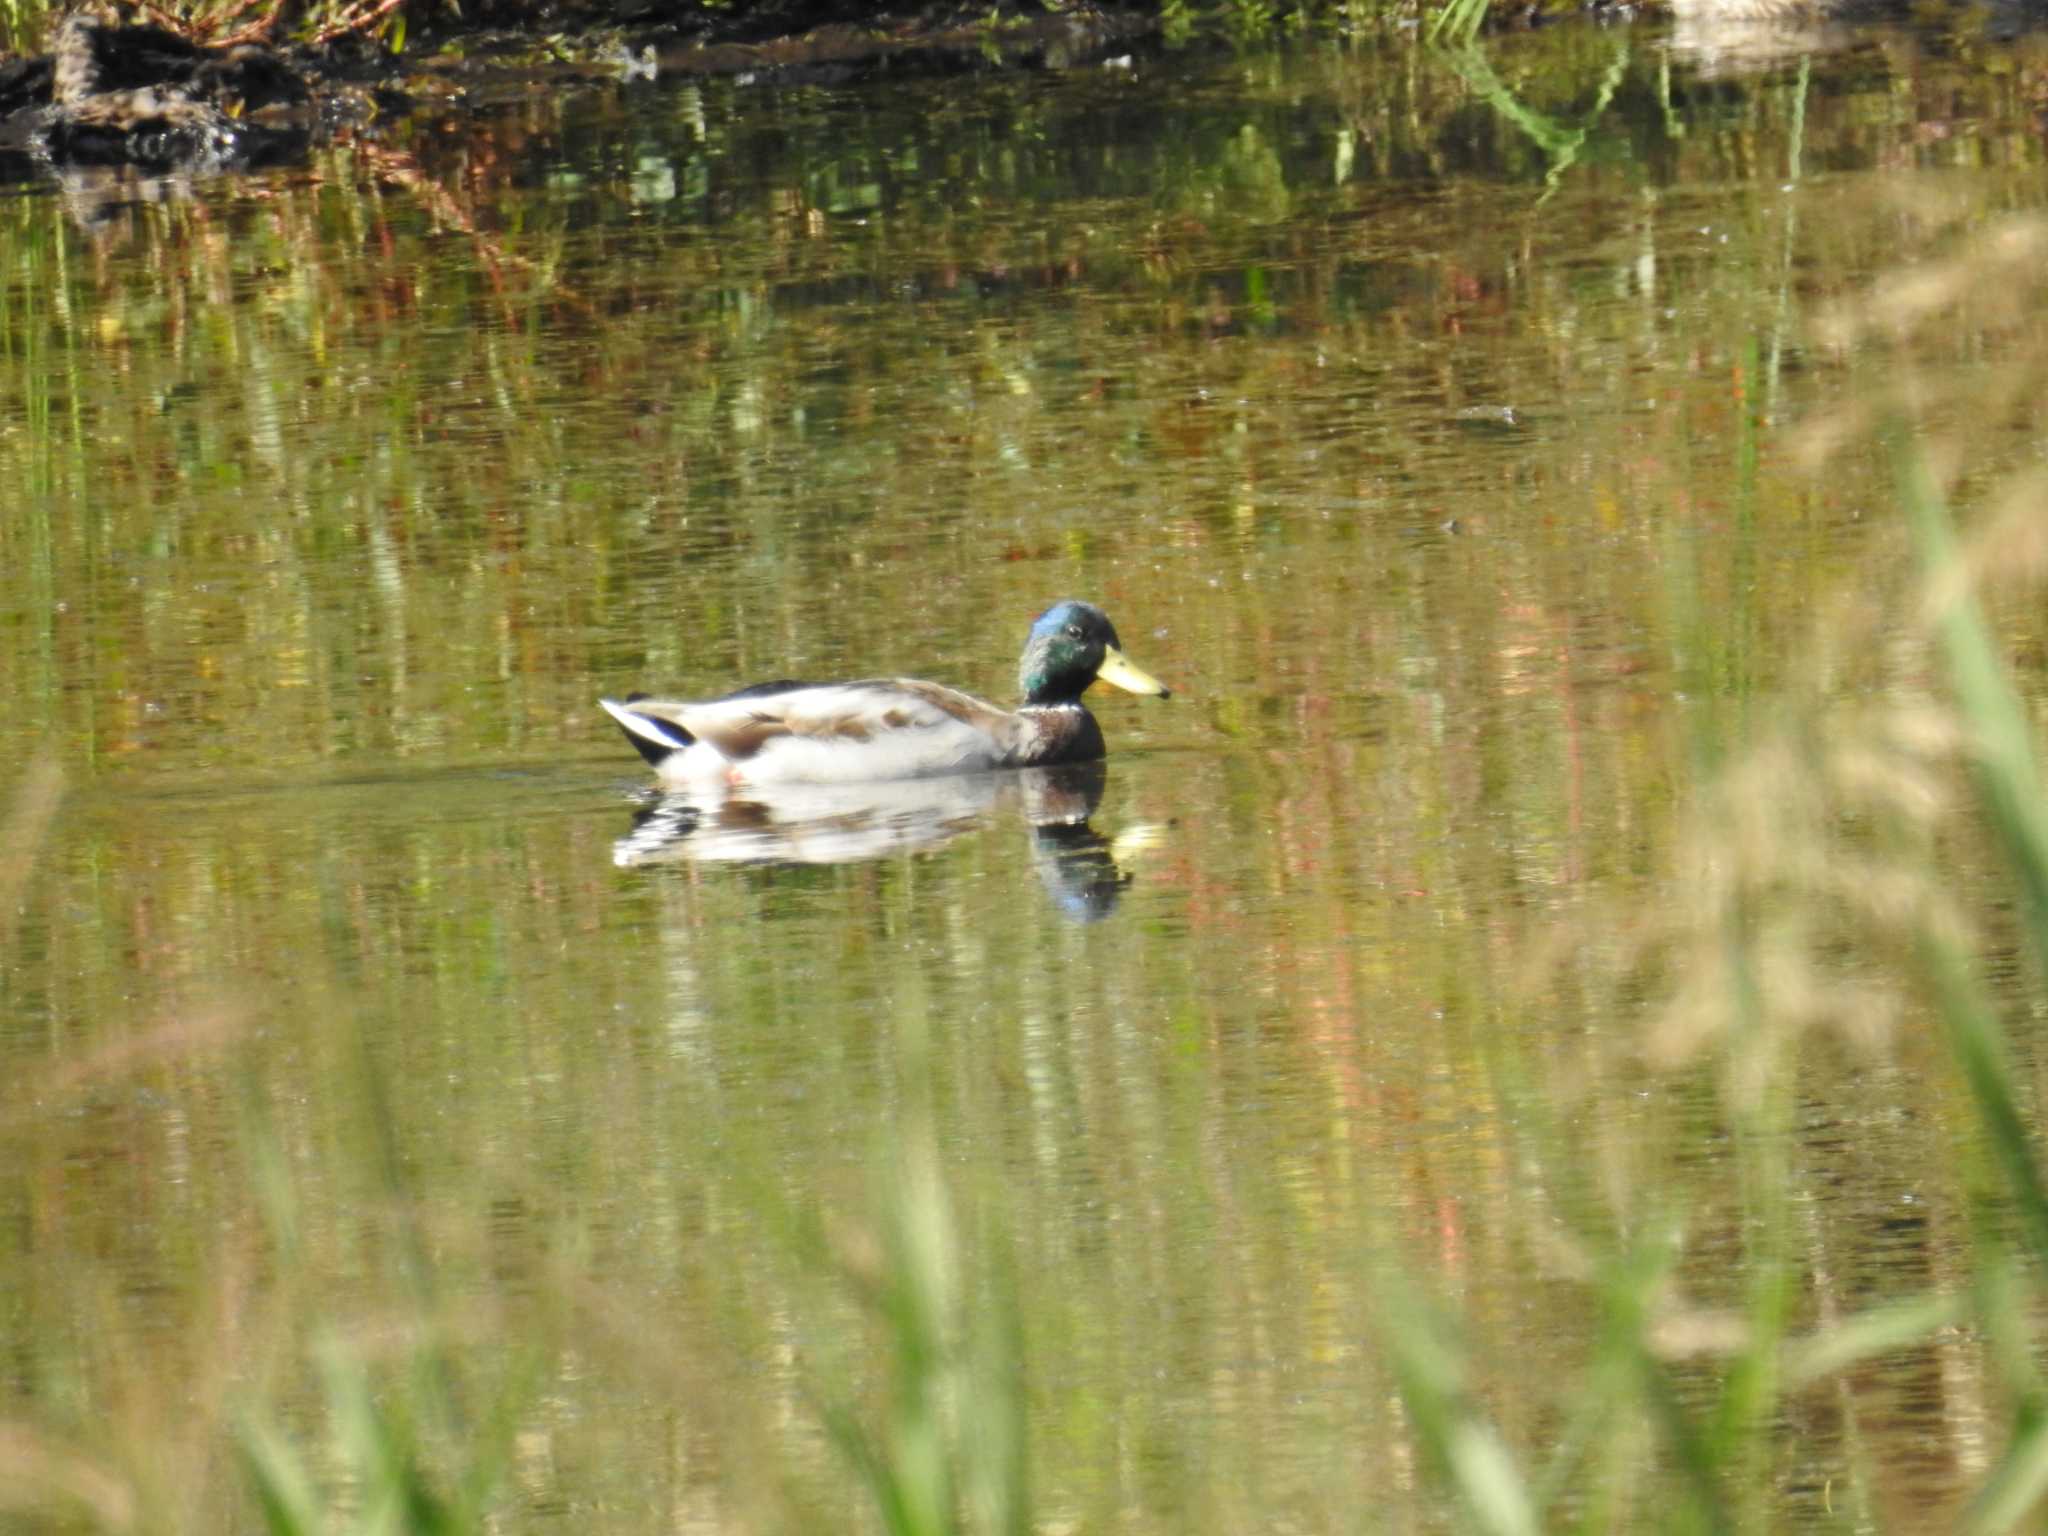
<box><xmin>1895</xmin><ymin>432</ymin><xmax>2048</xmax><ymax>1267</ymax></box>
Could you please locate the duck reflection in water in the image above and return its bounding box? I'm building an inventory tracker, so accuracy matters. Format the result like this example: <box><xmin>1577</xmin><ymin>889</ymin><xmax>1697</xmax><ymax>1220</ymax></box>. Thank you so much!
<box><xmin>611</xmin><ymin>760</ymin><xmax>1157</xmax><ymax>922</ymax></box>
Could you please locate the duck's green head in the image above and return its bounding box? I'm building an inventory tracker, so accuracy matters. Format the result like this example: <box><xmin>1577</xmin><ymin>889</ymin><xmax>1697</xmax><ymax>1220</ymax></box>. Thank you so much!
<box><xmin>1019</xmin><ymin>601</ymin><xmax>1172</xmax><ymax>706</ymax></box>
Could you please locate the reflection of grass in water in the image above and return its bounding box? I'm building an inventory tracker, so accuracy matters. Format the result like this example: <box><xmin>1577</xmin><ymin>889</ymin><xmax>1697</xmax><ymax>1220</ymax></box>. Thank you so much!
<box><xmin>1433</xmin><ymin>35</ymin><xmax>1631</xmax><ymax>203</ymax></box>
<box><xmin>1380</xmin><ymin>216</ymin><xmax>2048</xmax><ymax>1531</ymax></box>
<box><xmin>0</xmin><ymin>767</ymin><xmax>1027</xmax><ymax>1535</ymax></box>
<box><xmin>0</xmin><ymin>756</ymin><xmax>61</xmax><ymax>953</ymax></box>
<box><xmin>17</xmin><ymin>184</ymin><xmax>2048</xmax><ymax>1536</ymax></box>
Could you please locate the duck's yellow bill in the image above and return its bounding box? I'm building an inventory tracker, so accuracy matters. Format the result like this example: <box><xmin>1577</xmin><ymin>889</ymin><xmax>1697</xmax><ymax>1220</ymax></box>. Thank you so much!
<box><xmin>1095</xmin><ymin>645</ymin><xmax>1172</xmax><ymax>699</ymax></box>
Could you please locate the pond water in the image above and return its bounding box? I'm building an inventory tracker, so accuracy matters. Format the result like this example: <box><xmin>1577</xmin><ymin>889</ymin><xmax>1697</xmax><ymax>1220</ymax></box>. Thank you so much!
<box><xmin>7</xmin><ymin>14</ymin><xmax>2048</xmax><ymax>1531</ymax></box>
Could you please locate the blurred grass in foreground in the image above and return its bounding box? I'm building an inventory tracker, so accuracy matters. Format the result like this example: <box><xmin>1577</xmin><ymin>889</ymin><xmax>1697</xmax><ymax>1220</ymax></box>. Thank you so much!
<box><xmin>1383</xmin><ymin>216</ymin><xmax>2048</xmax><ymax>1533</ymax></box>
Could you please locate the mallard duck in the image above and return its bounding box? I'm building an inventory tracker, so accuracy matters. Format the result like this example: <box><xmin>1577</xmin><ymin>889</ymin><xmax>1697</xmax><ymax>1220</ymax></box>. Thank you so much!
<box><xmin>600</xmin><ymin>600</ymin><xmax>1170</xmax><ymax>788</ymax></box>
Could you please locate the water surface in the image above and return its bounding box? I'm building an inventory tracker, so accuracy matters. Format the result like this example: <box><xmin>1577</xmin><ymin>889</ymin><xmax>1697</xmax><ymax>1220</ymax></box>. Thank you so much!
<box><xmin>5</xmin><ymin>19</ymin><xmax>2048</xmax><ymax>1530</ymax></box>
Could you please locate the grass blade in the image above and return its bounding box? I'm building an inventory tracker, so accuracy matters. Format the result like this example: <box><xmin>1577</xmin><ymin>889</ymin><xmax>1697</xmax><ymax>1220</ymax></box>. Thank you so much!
<box><xmin>1783</xmin><ymin>1290</ymin><xmax>1962</xmax><ymax>1390</ymax></box>
<box><xmin>1898</xmin><ymin>435</ymin><xmax>2048</xmax><ymax>1266</ymax></box>
<box><xmin>1372</xmin><ymin>1263</ymin><xmax>1540</xmax><ymax>1536</ymax></box>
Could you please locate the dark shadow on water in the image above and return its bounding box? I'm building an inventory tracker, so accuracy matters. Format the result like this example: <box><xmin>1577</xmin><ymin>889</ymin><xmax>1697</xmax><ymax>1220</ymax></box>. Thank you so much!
<box><xmin>612</xmin><ymin>760</ymin><xmax>1152</xmax><ymax>922</ymax></box>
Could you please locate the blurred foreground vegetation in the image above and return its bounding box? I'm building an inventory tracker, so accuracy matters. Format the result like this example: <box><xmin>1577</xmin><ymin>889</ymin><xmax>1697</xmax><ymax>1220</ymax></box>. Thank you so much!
<box><xmin>1385</xmin><ymin>218</ymin><xmax>2048</xmax><ymax>1532</ymax></box>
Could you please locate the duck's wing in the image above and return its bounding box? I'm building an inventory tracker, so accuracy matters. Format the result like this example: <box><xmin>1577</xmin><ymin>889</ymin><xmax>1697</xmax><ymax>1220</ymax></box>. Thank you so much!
<box><xmin>601</xmin><ymin>681</ymin><xmax>816</xmax><ymax>766</ymax></box>
<box><xmin>661</xmin><ymin>679</ymin><xmax>1010</xmax><ymax>754</ymax></box>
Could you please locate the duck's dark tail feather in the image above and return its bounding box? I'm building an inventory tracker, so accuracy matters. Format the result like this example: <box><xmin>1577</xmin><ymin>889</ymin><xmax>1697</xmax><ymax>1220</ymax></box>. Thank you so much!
<box><xmin>600</xmin><ymin>697</ymin><xmax>694</xmax><ymax>767</ymax></box>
